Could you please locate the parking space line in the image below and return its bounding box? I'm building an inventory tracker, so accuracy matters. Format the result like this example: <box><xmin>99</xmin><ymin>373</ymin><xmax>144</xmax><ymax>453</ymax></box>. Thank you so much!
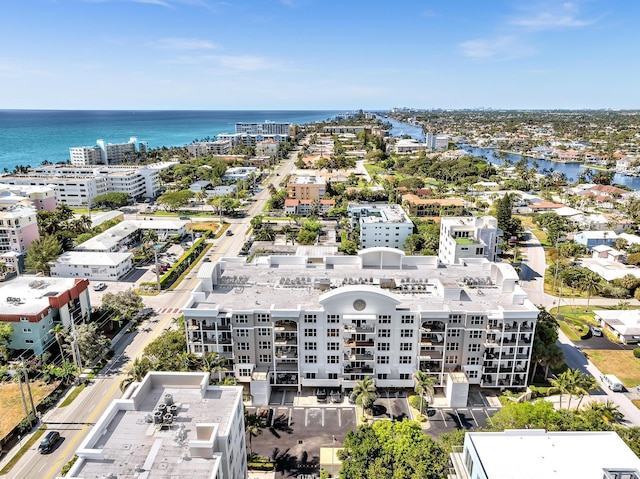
<box><xmin>439</xmin><ymin>409</ymin><xmax>450</xmax><ymax>425</ymax></box>
<box><xmin>468</xmin><ymin>409</ymin><xmax>481</xmax><ymax>428</ymax></box>
<box><xmin>322</xmin><ymin>409</ymin><xmax>325</xmax><ymax>427</ymax></box>
<box><xmin>288</xmin><ymin>407</ymin><xmax>293</xmax><ymax>428</ymax></box>
<box><xmin>338</xmin><ymin>409</ymin><xmax>342</xmax><ymax>428</ymax></box>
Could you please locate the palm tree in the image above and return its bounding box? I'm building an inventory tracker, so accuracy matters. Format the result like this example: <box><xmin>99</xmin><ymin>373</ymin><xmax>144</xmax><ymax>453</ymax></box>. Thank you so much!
<box><xmin>120</xmin><ymin>357</ymin><xmax>151</xmax><ymax>392</ymax></box>
<box><xmin>413</xmin><ymin>370</ymin><xmax>435</xmax><ymax>417</ymax></box>
<box><xmin>351</xmin><ymin>376</ymin><xmax>377</xmax><ymax>416</ymax></box>
<box><xmin>200</xmin><ymin>352</ymin><xmax>227</xmax><ymax>384</ymax></box>
<box><xmin>575</xmin><ymin>372</ymin><xmax>599</xmax><ymax>409</ymax></box>
<box><xmin>244</xmin><ymin>411</ymin><xmax>265</xmax><ymax>458</ymax></box>
<box><xmin>49</xmin><ymin>323</ymin><xmax>67</xmax><ymax>362</ymax></box>
<box><xmin>581</xmin><ymin>274</ymin><xmax>601</xmax><ymax>312</ymax></box>
<box><xmin>549</xmin><ymin>371</ymin><xmax>572</xmax><ymax>409</ymax></box>
<box><xmin>586</xmin><ymin>400</ymin><xmax>623</xmax><ymax>424</ymax></box>
<box><xmin>142</xmin><ymin>229</ymin><xmax>159</xmax><ymax>245</ymax></box>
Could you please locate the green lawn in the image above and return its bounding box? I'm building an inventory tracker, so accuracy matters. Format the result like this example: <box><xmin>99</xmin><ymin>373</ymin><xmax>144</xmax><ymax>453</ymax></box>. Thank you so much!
<box><xmin>585</xmin><ymin>350</ymin><xmax>640</xmax><ymax>387</ymax></box>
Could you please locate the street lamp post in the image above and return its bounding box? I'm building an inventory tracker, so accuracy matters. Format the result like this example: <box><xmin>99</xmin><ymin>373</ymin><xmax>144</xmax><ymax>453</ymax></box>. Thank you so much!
<box><xmin>153</xmin><ymin>248</ymin><xmax>161</xmax><ymax>292</ymax></box>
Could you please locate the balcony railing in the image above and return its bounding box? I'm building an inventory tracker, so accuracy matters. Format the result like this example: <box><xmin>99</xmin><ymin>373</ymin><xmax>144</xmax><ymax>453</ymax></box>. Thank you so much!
<box><xmin>343</xmin><ymin>324</ymin><xmax>376</xmax><ymax>334</ymax></box>
<box><xmin>343</xmin><ymin>352</ymin><xmax>374</xmax><ymax>361</ymax></box>
<box><xmin>343</xmin><ymin>339</ymin><xmax>374</xmax><ymax>347</ymax></box>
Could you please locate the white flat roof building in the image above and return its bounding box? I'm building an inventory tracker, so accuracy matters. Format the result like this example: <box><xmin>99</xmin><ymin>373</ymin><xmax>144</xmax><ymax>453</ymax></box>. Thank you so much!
<box><xmin>49</xmin><ymin>251</ymin><xmax>133</xmax><ymax>281</ymax></box>
<box><xmin>450</xmin><ymin>430</ymin><xmax>640</xmax><ymax>479</ymax></box>
<box><xmin>183</xmin><ymin>248</ymin><xmax>538</xmax><ymax>406</ymax></box>
<box><xmin>61</xmin><ymin>372</ymin><xmax>247</xmax><ymax>479</ymax></box>
<box><xmin>74</xmin><ymin>219</ymin><xmax>186</xmax><ymax>252</ymax></box>
<box><xmin>348</xmin><ymin>203</ymin><xmax>414</xmax><ymax>249</ymax></box>
<box><xmin>439</xmin><ymin>216</ymin><xmax>502</xmax><ymax>265</ymax></box>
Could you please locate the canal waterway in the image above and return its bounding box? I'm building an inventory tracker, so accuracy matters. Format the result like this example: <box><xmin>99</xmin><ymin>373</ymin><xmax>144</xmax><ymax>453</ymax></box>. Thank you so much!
<box><xmin>376</xmin><ymin>115</ymin><xmax>640</xmax><ymax>191</ymax></box>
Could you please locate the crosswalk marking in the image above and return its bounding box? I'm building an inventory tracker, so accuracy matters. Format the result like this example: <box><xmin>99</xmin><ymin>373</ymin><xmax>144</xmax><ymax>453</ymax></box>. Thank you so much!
<box><xmin>156</xmin><ymin>307</ymin><xmax>181</xmax><ymax>314</ymax></box>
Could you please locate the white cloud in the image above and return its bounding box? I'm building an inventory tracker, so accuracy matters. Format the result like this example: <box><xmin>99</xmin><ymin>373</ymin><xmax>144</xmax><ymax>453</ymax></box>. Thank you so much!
<box><xmin>459</xmin><ymin>36</ymin><xmax>535</xmax><ymax>61</ymax></box>
<box><xmin>509</xmin><ymin>2</ymin><xmax>597</xmax><ymax>31</ymax></box>
<box><xmin>149</xmin><ymin>37</ymin><xmax>219</xmax><ymax>50</ymax></box>
<box><xmin>216</xmin><ymin>55</ymin><xmax>278</xmax><ymax>72</ymax></box>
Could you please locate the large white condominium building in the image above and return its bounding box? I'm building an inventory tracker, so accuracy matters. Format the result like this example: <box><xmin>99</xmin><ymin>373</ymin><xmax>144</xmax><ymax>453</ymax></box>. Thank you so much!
<box><xmin>182</xmin><ymin>248</ymin><xmax>538</xmax><ymax>407</ymax></box>
<box><xmin>0</xmin><ymin>162</ymin><xmax>176</xmax><ymax>206</ymax></box>
<box><xmin>235</xmin><ymin>122</ymin><xmax>290</xmax><ymax>135</ymax></box>
<box><xmin>439</xmin><ymin>216</ymin><xmax>502</xmax><ymax>265</ymax></box>
<box><xmin>348</xmin><ymin>203</ymin><xmax>414</xmax><ymax>250</ymax></box>
<box><xmin>61</xmin><ymin>372</ymin><xmax>247</xmax><ymax>479</ymax></box>
<box><xmin>69</xmin><ymin>137</ymin><xmax>144</xmax><ymax>166</ymax></box>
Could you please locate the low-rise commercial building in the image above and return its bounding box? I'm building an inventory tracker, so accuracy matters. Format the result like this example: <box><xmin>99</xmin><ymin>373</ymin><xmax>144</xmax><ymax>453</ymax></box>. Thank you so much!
<box><xmin>49</xmin><ymin>251</ymin><xmax>133</xmax><ymax>281</ymax></box>
<box><xmin>402</xmin><ymin>194</ymin><xmax>465</xmax><ymax>217</ymax></box>
<box><xmin>61</xmin><ymin>372</ymin><xmax>247</xmax><ymax>479</ymax></box>
<box><xmin>0</xmin><ymin>277</ymin><xmax>90</xmax><ymax>355</ymax></box>
<box><xmin>182</xmin><ymin>249</ymin><xmax>538</xmax><ymax>406</ymax></box>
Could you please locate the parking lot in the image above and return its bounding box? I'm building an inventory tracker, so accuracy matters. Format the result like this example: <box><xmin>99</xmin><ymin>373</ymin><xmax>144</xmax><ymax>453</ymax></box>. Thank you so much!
<box><xmin>245</xmin><ymin>405</ymin><xmax>358</xmax><ymax>476</ymax></box>
<box><xmin>425</xmin><ymin>407</ymin><xmax>499</xmax><ymax>437</ymax></box>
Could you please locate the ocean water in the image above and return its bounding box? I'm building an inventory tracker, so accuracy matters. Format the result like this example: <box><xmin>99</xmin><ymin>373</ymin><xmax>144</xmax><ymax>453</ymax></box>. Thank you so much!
<box><xmin>0</xmin><ymin>110</ymin><xmax>341</xmax><ymax>171</ymax></box>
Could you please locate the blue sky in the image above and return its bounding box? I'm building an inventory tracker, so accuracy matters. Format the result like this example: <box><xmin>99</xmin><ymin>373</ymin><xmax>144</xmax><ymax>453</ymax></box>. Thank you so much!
<box><xmin>1</xmin><ymin>0</ymin><xmax>638</xmax><ymax>110</ymax></box>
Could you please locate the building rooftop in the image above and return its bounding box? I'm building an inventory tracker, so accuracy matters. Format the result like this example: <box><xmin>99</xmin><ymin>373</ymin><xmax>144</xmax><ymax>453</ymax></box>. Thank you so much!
<box><xmin>465</xmin><ymin>430</ymin><xmax>640</xmax><ymax>479</ymax></box>
<box><xmin>75</xmin><ymin>219</ymin><xmax>186</xmax><ymax>251</ymax></box>
<box><xmin>0</xmin><ymin>276</ymin><xmax>84</xmax><ymax>316</ymax></box>
<box><xmin>349</xmin><ymin>203</ymin><xmax>413</xmax><ymax>224</ymax></box>
<box><xmin>68</xmin><ymin>372</ymin><xmax>243</xmax><ymax>479</ymax></box>
<box><xmin>186</xmin><ymin>249</ymin><xmax>533</xmax><ymax>314</ymax></box>
<box><xmin>52</xmin><ymin>251</ymin><xmax>132</xmax><ymax>266</ymax></box>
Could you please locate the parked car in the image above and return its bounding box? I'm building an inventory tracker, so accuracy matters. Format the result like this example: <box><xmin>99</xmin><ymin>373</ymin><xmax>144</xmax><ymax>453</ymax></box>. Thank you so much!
<box><xmin>38</xmin><ymin>431</ymin><xmax>60</xmax><ymax>454</ymax></box>
<box><xmin>330</xmin><ymin>390</ymin><xmax>342</xmax><ymax>403</ymax></box>
<box><xmin>316</xmin><ymin>388</ymin><xmax>327</xmax><ymax>403</ymax></box>
<box><xmin>226</xmin><ymin>230</ymin><xmax>234</xmax><ymax>236</ymax></box>
<box><xmin>592</xmin><ymin>326</ymin><xmax>603</xmax><ymax>337</ymax></box>
<box><xmin>92</xmin><ymin>282</ymin><xmax>106</xmax><ymax>291</ymax></box>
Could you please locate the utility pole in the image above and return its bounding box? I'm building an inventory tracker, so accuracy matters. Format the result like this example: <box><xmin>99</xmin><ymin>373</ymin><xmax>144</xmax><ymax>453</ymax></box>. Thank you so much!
<box><xmin>22</xmin><ymin>360</ymin><xmax>37</xmax><ymax>422</ymax></box>
<box><xmin>154</xmin><ymin>248</ymin><xmax>161</xmax><ymax>292</ymax></box>
<box><xmin>70</xmin><ymin>312</ymin><xmax>83</xmax><ymax>383</ymax></box>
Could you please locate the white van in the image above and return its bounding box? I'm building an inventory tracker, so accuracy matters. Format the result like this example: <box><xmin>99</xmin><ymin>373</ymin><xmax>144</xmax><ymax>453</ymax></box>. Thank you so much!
<box><xmin>602</xmin><ymin>374</ymin><xmax>624</xmax><ymax>392</ymax></box>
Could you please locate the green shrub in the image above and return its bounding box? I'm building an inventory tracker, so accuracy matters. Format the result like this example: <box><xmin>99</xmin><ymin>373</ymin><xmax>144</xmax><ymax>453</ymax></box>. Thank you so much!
<box><xmin>248</xmin><ymin>461</ymin><xmax>274</xmax><ymax>471</ymax></box>
<box><xmin>409</xmin><ymin>394</ymin><xmax>428</xmax><ymax>411</ymax></box>
<box><xmin>633</xmin><ymin>348</ymin><xmax>640</xmax><ymax>359</ymax></box>
<box><xmin>60</xmin><ymin>455</ymin><xmax>78</xmax><ymax>476</ymax></box>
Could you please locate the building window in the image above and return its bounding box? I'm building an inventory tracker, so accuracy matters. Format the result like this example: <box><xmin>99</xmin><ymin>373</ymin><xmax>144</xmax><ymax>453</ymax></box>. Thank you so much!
<box><xmin>401</xmin><ymin>315</ymin><xmax>414</xmax><ymax>324</ymax></box>
<box><xmin>377</xmin><ymin>356</ymin><xmax>389</xmax><ymax>364</ymax></box>
<box><xmin>470</xmin><ymin>315</ymin><xmax>484</xmax><ymax>325</ymax></box>
<box><xmin>401</xmin><ymin>329</ymin><xmax>413</xmax><ymax>337</ymax></box>
<box><xmin>448</xmin><ymin>329</ymin><xmax>460</xmax><ymax>337</ymax></box>
<box><xmin>327</xmin><ymin>314</ymin><xmax>340</xmax><ymax>324</ymax></box>
<box><xmin>328</xmin><ymin>373</ymin><xmax>338</xmax><ymax>380</ymax></box>
<box><xmin>467</xmin><ymin>344</ymin><xmax>480</xmax><ymax>353</ymax></box>
<box><xmin>304</xmin><ymin>328</ymin><xmax>317</xmax><ymax>337</ymax></box>
<box><xmin>258</xmin><ymin>341</ymin><xmax>271</xmax><ymax>349</ymax></box>
<box><xmin>327</xmin><ymin>342</ymin><xmax>339</xmax><ymax>351</ymax></box>
<box><xmin>239</xmin><ymin>368</ymin><xmax>251</xmax><ymax>376</ymax></box>
<box><xmin>237</xmin><ymin>355</ymin><xmax>250</xmax><ymax>364</ymax></box>
<box><xmin>23</xmin><ymin>328</ymin><xmax>32</xmax><ymax>333</ymax></box>
<box><xmin>234</xmin><ymin>314</ymin><xmax>248</xmax><ymax>324</ymax></box>
<box><xmin>449</xmin><ymin>314</ymin><xmax>462</xmax><ymax>324</ymax></box>
<box><xmin>306</xmin><ymin>372</ymin><xmax>316</xmax><ymax>379</ymax></box>
<box><xmin>469</xmin><ymin>330</ymin><xmax>482</xmax><ymax>339</ymax></box>
<box><xmin>257</xmin><ymin>313</ymin><xmax>270</xmax><ymax>323</ymax></box>
<box><xmin>400</xmin><ymin>343</ymin><xmax>412</xmax><ymax>351</ymax></box>
<box><xmin>467</xmin><ymin>370</ymin><xmax>479</xmax><ymax>379</ymax></box>
<box><xmin>379</xmin><ymin>329</ymin><xmax>390</xmax><ymax>338</ymax></box>
<box><xmin>377</xmin><ymin>373</ymin><xmax>388</xmax><ymax>380</ymax></box>
<box><xmin>446</xmin><ymin>342</ymin><xmax>459</xmax><ymax>351</ymax></box>
<box><xmin>327</xmin><ymin>328</ymin><xmax>339</xmax><ymax>337</ymax></box>
<box><xmin>305</xmin><ymin>355</ymin><xmax>317</xmax><ymax>363</ymax></box>
<box><xmin>378</xmin><ymin>315</ymin><xmax>391</xmax><ymax>324</ymax></box>
<box><xmin>237</xmin><ymin>342</ymin><xmax>250</xmax><ymax>351</ymax></box>
<box><xmin>467</xmin><ymin>357</ymin><xmax>480</xmax><ymax>365</ymax></box>
<box><xmin>399</xmin><ymin>373</ymin><xmax>411</xmax><ymax>380</ymax></box>
<box><xmin>445</xmin><ymin>355</ymin><xmax>457</xmax><ymax>364</ymax></box>
<box><xmin>305</xmin><ymin>342</ymin><xmax>317</xmax><ymax>350</ymax></box>
<box><xmin>327</xmin><ymin>355</ymin><xmax>339</xmax><ymax>364</ymax></box>
<box><xmin>257</xmin><ymin>327</ymin><xmax>270</xmax><ymax>336</ymax></box>
<box><xmin>377</xmin><ymin>343</ymin><xmax>390</xmax><ymax>351</ymax></box>
<box><xmin>399</xmin><ymin>356</ymin><xmax>412</xmax><ymax>364</ymax></box>
<box><xmin>236</xmin><ymin>329</ymin><xmax>249</xmax><ymax>337</ymax></box>
<box><xmin>304</xmin><ymin>314</ymin><xmax>317</xmax><ymax>323</ymax></box>
<box><xmin>25</xmin><ymin>339</ymin><xmax>34</xmax><ymax>344</ymax></box>
<box><xmin>259</xmin><ymin>354</ymin><xmax>272</xmax><ymax>362</ymax></box>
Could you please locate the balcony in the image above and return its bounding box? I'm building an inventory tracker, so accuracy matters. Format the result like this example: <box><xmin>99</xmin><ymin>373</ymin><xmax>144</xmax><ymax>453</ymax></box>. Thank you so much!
<box><xmin>343</xmin><ymin>339</ymin><xmax>374</xmax><ymax>348</ymax></box>
<box><xmin>274</xmin><ymin>320</ymin><xmax>297</xmax><ymax>331</ymax></box>
<box><xmin>273</xmin><ymin>372</ymin><xmax>298</xmax><ymax>385</ymax></box>
<box><xmin>343</xmin><ymin>352</ymin><xmax>374</xmax><ymax>361</ymax></box>
<box><xmin>275</xmin><ymin>347</ymin><xmax>298</xmax><ymax>359</ymax></box>
<box><xmin>343</xmin><ymin>324</ymin><xmax>376</xmax><ymax>334</ymax></box>
<box><xmin>421</xmin><ymin>321</ymin><xmax>445</xmax><ymax>332</ymax></box>
<box><xmin>419</xmin><ymin>350</ymin><xmax>443</xmax><ymax>360</ymax></box>
<box><xmin>188</xmin><ymin>321</ymin><xmax>230</xmax><ymax>331</ymax></box>
<box><xmin>274</xmin><ymin>336</ymin><xmax>297</xmax><ymax>345</ymax></box>
<box><xmin>343</xmin><ymin>365</ymin><xmax>374</xmax><ymax>374</ymax></box>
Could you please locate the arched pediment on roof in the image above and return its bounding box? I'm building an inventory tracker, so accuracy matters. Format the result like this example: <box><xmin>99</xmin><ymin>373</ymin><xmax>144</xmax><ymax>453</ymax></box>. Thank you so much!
<box><xmin>358</xmin><ymin>247</ymin><xmax>405</xmax><ymax>269</ymax></box>
<box><xmin>319</xmin><ymin>285</ymin><xmax>400</xmax><ymax>315</ymax></box>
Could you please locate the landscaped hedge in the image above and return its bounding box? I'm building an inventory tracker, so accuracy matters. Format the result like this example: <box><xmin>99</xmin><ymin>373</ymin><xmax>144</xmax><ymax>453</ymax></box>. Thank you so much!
<box><xmin>409</xmin><ymin>394</ymin><xmax>428</xmax><ymax>411</ymax></box>
<box><xmin>248</xmin><ymin>461</ymin><xmax>274</xmax><ymax>471</ymax></box>
<box><xmin>634</xmin><ymin>348</ymin><xmax>640</xmax><ymax>359</ymax></box>
<box><xmin>159</xmin><ymin>231</ymin><xmax>211</xmax><ymax>289</ymax></box>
